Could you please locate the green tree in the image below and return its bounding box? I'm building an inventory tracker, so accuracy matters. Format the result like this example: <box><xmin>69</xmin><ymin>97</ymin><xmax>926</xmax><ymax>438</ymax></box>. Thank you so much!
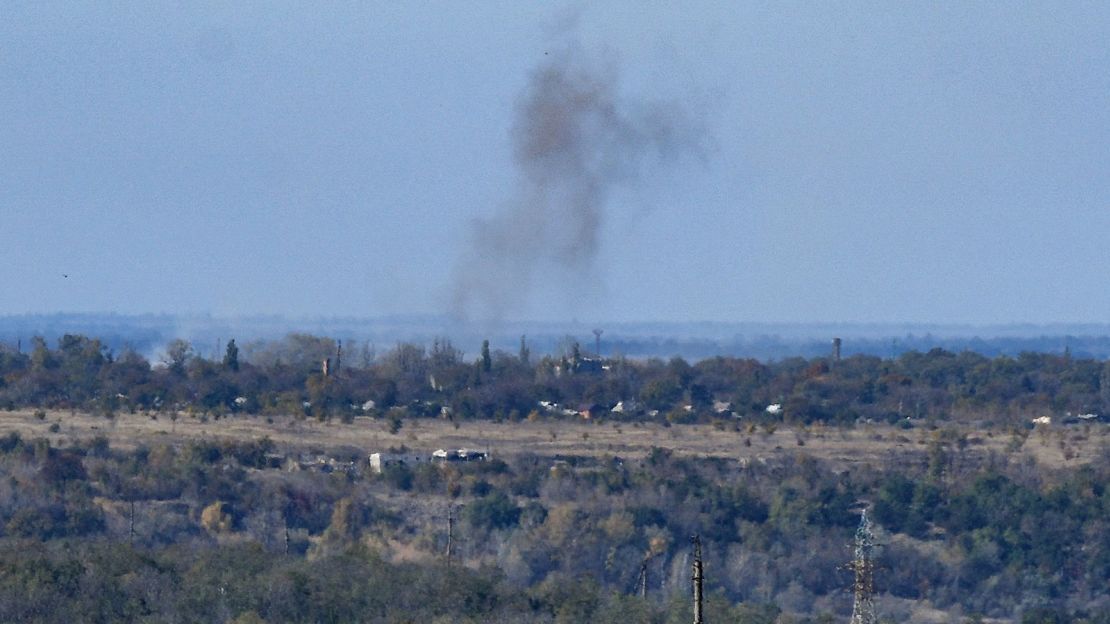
<box><xmin>519</xmin><ymin>335</ymin><xmax>530</xmax><ymax>365</ymax></box>
<box><xmin>223</xmin><ymin>339</ymin><xmax>240</xmax><ymax>372</ymax></box>
<box><xmin>29</xmin><ymin>336</ymin><xmax>56</xmax><ymax>371</ymax></box>
<box><xmin>163</xmin><ymin>339</ymin><xmax>193</xmax><ymax>376</ymax></box>
<box><xmin>481</xmin><ymin>340</ymin><xmax>492</xmax><ymax>373</ymax></box>
<box><xmin>464</xmin><ymin>492</ymin><xmax>520</xmax><ymax>530</ymax></box>
<box><xmin>640</xmin><ymin>378</ymin><xmax>682</xmax><ymax>411</ymax></box>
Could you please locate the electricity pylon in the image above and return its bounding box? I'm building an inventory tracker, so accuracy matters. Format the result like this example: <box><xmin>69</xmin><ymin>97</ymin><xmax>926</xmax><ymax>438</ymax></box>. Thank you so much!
<box><xmin>848</xmin><ymin>509</ymin><xmax>877</xmax><ymax>624</ymax></box>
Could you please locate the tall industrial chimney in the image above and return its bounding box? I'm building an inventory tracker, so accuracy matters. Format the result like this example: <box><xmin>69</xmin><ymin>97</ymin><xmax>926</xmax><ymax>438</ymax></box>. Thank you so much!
<box><xmin>833</xmin><ymin>337</ymin><xmax>842</xmax><ymax>362</ymax></box>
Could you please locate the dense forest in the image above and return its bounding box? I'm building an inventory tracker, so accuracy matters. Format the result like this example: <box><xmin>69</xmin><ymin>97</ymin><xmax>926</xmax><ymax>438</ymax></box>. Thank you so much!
<box><xmin>0</xmin><ymin>427</ymin><xmax>1106</xmax><ymax>622</ymax></box>
<box><xmin>0</xmin><ymin>334</ymin><xmax>1107</xmax><ymax>622</ymax></box>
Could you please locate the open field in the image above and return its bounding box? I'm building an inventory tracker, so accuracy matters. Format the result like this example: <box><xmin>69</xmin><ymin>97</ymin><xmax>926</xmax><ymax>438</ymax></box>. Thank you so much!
<box><xmin>2</xmin><ymin>409</ymin><xmax>1106</xmax><ymax>470</ymax></box>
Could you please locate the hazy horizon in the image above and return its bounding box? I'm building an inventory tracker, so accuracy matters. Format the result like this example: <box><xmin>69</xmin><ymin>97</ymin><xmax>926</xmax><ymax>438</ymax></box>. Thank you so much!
<box><xmin>11</xmin><ymin>309</ymin><xmax>1110</xmax><ymax>331</ymax></box>
<box><xmin>4</xmin><ymin>311</ymin><xmax>1110</xmax><ymax>363</ymax></box>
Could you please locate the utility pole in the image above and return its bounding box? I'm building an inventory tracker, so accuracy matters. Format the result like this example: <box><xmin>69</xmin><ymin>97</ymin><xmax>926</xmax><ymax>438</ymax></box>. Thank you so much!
<box><xmin>128</xmin><ymin>501</ymin><xmax>135</xmax><ymax>545</ymax></box>
<box><xmin>445</xmin><ymin>505</ymin><xmax>455</xmax><ymax>566</ymax></box>
<box><xmin>335</xmin><ymin>340</ymin><xmax>342</xmax><ymax>375</ymax></box>
<box><xmin>637</xmin><ymin>559</ymin><xmax>649</xmax><ymax>598</ymax></box>
<box><xmin>636</xmin><ymin>551</ymin><xmax>658</xmax><ymax>599</ymax></box>
<box><xmin>692</xmin><ymin>535</ymin><xmax>704</xmax><ymax>624</ymax></box>
<box><xmin>639</xmin><ymin>552</ymin><xmax>652</xmax><ymax>599</ymax></box>
<box><xmin>284</xmin><ymin>516</ymin><xmax>291</xmax><ymax>555</ymax></box>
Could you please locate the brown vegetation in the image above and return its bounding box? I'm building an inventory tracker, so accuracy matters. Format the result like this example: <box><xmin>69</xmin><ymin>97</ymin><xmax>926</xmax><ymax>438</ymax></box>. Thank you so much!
<box><xmin>2</xmin><ymin>408</ymin><xmax>1103</xmax><ymax>472</ymax></box>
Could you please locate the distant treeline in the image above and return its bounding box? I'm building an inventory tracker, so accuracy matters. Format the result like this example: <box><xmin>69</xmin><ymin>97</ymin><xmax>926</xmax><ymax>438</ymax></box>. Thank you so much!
<box><xmin>5</xmin><ymin>313</ymin><xmax>1110</xmax><ymax>360</ymax></box>
<box><xmin>606</xmin><ymin>334</ymin><xmax>1109</xmax><ymax>361</ymax></box>
<box><xmin>2</xmin><ymin>332</ymin><xmax>1110</xmax><ymax>426</ymax></box>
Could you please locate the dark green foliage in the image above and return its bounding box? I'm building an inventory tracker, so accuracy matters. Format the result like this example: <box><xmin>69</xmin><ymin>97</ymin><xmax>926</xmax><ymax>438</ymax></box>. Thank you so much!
<box><xmin>0</xmin><ymin>431</ymin><xmax>24</xmax><ymax>453</ymax></box>
<box><xmin>41</xmin><ymin>451</ymin><xmax>87</xmax><ymax>485</ymax></box>
<box><xmin>480</xmin><ymin>339</ymin><xmax>492</xmax><ymax>374</ymax></box>
<box><xmin>380</xmin><ymin>463</ymin><xmax>413</xmax><ymax>490</ymax></box>
<box><xmin>181</xmin><ymin>438</ymin><xmax>275</xmax><ymax>469</ymax></box>
<box><xmin>733</xmin><ymin>602</ymin><xmax>782</xmax><ymax>624</ymax></box>
<box><xmin>0</xmin><ymin>541</ymin><xmax>587</xmax><ymax>624</ymax></box>
<box><xmin>6</xmin><ymin>503</ymin><xmax>105</xmax><ymax>540</ymax></box>
<box><xmin>0</xmin><ymin>433</ymin><xmax>1103</xmax><ymax>622</ymax></box>
<box><xmin>464</xmin><ymin>492</ymin><xmax>521</xmax><ymax>530</ymax></box>
<box><xmin>872</xmin><ymin>473</ymin><xmax>938</xmax><ymax>537</ymax></box>
<box><xmin>223</xmin><ymin>339</ymin><xmax>240</xmax><ymax>372</ymax></box>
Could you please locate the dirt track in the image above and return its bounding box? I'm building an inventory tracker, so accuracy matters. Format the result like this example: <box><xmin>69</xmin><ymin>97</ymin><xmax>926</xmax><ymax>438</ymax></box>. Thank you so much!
<box><xmin>1</xmin><ymin>409</ymin><xmax>1105</xmax><ymax>471</ymax></box>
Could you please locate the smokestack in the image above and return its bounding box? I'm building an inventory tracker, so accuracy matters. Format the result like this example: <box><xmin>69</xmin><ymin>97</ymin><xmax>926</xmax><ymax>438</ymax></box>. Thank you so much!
<box><xmin>445</xmin><ymin>505</ymin><xmax>455</xmax><ymax>567</ymax></box>
<box><xmin>833</xmin><ymin>337</ymin><xmax>842</xmax><ymax>362</ymax></box>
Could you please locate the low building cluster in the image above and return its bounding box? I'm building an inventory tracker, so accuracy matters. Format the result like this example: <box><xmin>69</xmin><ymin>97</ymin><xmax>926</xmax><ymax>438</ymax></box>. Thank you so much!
<box><xmin>369</xmin><ymin>448</ymin><xmax>488</xmax><ymax>473</ymax></box>
<box><xmin>287</xmin><ymin>452</ymin><xmax>360</xmax><ymax>474</ymax></box>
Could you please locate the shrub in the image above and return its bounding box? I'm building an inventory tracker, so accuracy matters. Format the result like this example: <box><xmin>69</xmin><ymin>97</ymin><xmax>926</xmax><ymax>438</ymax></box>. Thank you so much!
<box><xmin>464</xmin><ymin>492</ymin><xmax>521</xmax><ymax>531</ymax></box>
<box><xmin>200</xmin><ymin>501</ymin><xmax>235</xmax><ymax>533</ymax></box>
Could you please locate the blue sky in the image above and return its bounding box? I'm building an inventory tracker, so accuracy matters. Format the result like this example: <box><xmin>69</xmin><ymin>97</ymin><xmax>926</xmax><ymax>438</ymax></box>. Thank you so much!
<box><xmin>2</xmin><ymin>2</ymin><xmax>1109</xmax><ymax>324</ymax></box>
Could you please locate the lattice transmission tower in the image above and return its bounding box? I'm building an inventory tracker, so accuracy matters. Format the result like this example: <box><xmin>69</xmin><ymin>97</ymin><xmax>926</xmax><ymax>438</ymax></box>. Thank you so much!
<box><xmin>848</xmin><ymin>509</ymin><xmax>877</xmax><ymax>624</ymax></box>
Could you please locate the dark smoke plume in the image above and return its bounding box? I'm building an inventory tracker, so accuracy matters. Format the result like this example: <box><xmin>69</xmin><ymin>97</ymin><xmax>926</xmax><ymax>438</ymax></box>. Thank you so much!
<box><xmin>451</xmin><ymin>48</ymin><xmax>704</xmax><ymax>319</ymax></box>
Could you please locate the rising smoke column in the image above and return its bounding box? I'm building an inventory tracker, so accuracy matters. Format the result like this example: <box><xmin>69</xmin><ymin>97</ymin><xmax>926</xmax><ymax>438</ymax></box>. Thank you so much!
<box><xmin>451</xmin><ymin>48</ymin><xmax>703</xmax><ymax>319</ymax></box>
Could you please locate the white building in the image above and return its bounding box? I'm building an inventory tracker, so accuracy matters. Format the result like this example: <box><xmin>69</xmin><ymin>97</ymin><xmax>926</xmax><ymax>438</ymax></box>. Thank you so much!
<box><xmin>369</xmin><ymin>452</ymin><xmax>427</xmax><ymax>473</ymax></box>
<box><xmin>432</xmin><ymin>448</ymin><xmax>488</xmax><ymax>463</ymax></box>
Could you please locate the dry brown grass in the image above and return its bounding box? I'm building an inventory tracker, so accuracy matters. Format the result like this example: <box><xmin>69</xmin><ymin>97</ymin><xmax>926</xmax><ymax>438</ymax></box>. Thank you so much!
<box><xmin>1</xmin><ymin>409</ymin><xmax>1105</xmax><ymax>471</ymax></box>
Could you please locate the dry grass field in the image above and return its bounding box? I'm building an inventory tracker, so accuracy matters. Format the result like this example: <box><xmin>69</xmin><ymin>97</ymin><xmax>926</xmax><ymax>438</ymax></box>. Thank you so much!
<box><xmin>1</xmin><ymin>408</ymin><xmax>1106</xmax><ymax>471</ymax></box>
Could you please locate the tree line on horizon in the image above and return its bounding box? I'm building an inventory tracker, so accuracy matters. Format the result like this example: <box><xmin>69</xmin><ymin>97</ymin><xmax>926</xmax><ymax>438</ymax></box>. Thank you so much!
<box><xmin>1</xmin><ymin>333</ymin><xmax>1109</xmax><ymax>427</ymax></box>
